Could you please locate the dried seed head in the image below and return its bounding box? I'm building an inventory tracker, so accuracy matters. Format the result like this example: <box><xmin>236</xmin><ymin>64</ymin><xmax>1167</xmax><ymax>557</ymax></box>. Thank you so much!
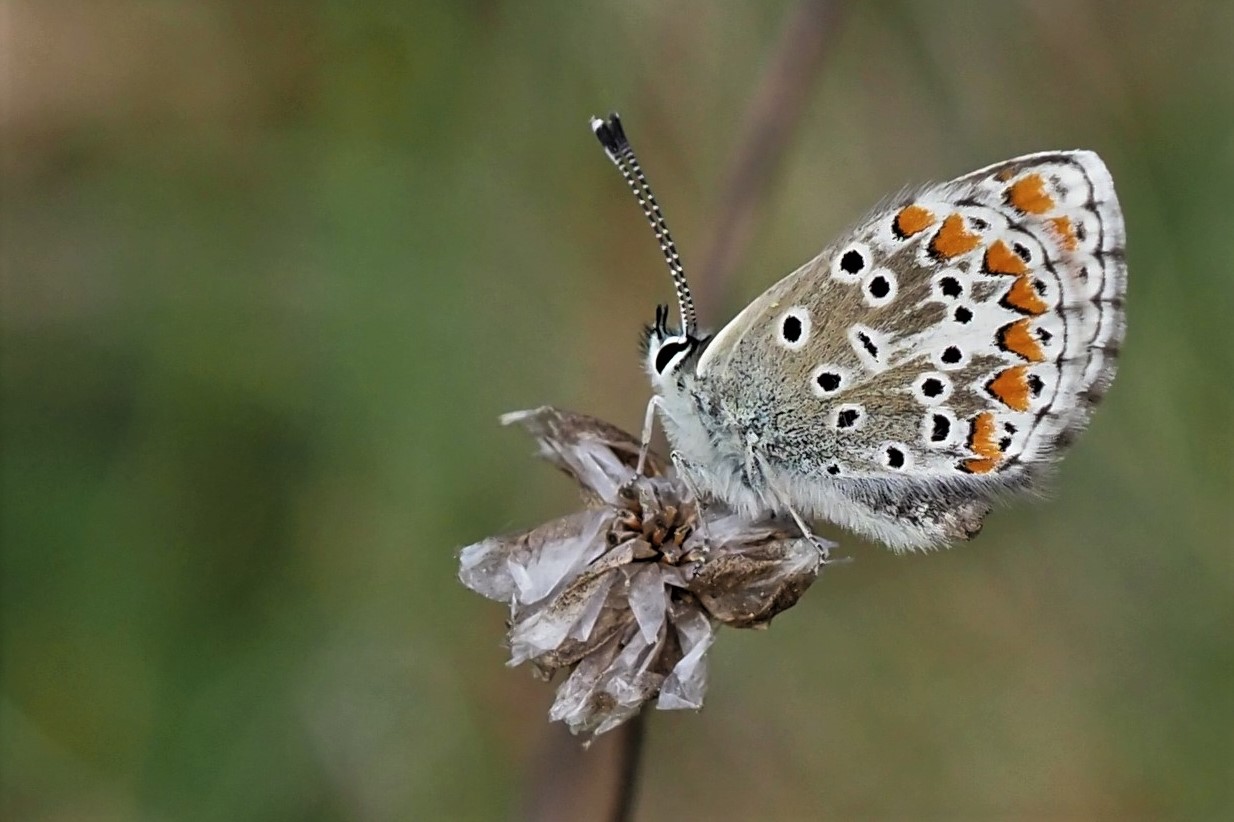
<box><xmin>458</xmin><ymin>407</ymin><xmax>835</xmax><ymax>737</ymax></box>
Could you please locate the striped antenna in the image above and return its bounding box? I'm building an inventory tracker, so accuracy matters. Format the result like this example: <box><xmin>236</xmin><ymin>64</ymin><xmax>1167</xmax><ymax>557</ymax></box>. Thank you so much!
<box><xmin>590</xmin><ymin>112</ymin><xmax>697</xmax><ymax>336</ymax></box>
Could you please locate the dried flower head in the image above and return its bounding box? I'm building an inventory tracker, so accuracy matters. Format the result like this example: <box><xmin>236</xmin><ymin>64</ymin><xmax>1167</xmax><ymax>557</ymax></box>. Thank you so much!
<box><xmin>458</xmin><ymin>407</ymin><xmax>832</xmax><ymax>737</ymax></box>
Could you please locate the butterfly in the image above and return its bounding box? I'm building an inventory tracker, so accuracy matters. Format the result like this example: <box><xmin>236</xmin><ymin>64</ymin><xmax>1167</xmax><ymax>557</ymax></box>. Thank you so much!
<box><xmin>590</xmin><ymin>113</ymin><xmax>1125</xmax><ymax>552</ymax></box>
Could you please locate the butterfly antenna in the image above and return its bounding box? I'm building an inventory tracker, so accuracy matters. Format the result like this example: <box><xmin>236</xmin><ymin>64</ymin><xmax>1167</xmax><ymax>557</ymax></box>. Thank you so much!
<box><xmin>590</xmin><ymin>112</ymin><xmax>697</xmax><ymax>336</ymax></box>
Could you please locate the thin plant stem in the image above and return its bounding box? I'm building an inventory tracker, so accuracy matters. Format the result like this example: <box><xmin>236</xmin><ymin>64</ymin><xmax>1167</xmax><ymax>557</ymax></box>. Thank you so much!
<box><xmin>607</xmin><ymin>709</ymin><xmax>647</xmax><ymax>822</ymax></box>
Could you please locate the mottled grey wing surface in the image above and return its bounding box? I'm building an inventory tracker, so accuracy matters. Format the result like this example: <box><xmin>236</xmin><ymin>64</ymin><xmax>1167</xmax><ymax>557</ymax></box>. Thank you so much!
<box><xmin>695</xmin><ymin>151</ymin><xmax>1126</xmax><ymax>484</ymax></box>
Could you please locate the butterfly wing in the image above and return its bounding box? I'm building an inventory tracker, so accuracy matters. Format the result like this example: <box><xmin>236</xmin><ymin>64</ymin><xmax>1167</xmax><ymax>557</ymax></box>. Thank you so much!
<box><xmin>695</xmin><ymin>151</ymin><xmax>1126</xmax><ymax>548</ymax></box>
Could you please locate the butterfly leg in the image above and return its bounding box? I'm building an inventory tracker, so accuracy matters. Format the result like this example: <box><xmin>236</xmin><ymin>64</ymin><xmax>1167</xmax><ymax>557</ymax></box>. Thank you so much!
<box><xmin>670</xmin><ymin>449</ymin><xmax>713</xmax><ymax>553</ymax></box>
<box><xmin>781</xmin><ymin>501</ymin><xmax>841</xmax><ymax>563</ymax></box>
<box><xmin>753</xmin><ymin>452</ymin><xmax>839</xmax><ymax>563</ymax></box>
<box><xmin>635</xmin><ymin>395</ymin><xmax>663</xmax><ymax>478</ymax></box>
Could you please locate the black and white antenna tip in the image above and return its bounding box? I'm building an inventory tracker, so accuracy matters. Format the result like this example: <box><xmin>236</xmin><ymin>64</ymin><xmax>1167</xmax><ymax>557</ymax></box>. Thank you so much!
<box><xmin>589</xmin><ymin>112</ymin><xmax>629</xmax><ymax>159</ymax></box>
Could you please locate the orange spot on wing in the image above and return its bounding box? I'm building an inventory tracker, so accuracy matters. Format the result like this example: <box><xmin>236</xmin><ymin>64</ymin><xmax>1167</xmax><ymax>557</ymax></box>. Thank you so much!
<box><xmin>1003</xmin><ymin>275</ymin><xmax>1049</xmax><ymax>315</ymax></box>
<box><xmin>962</xmin><ymin>457</ymin><xmax>1001</xmax><ymax>474</ymax></box>
<box><xmin>997</xmin><ymin>318</ymin><xmax>1045</xmax><ymax>362</ymax></box>
<box><xmin>984</xmin><ymin>239</ymin><xmax>1028</xmax><ymax>276</ymax></box>
<box><xmin>986</xmin><ymin>366</ymin><xmax>1032</xmax><ymax>411</ymax></box>
<box><xmin>1049</xmin><ymin>216</ymin><xmax>1079</xmax><ymax>251</ymax></box>
<box><xmin>894</xmin><ymin>204</ymin><xmax>936</xmax><ymax>238</ymax></box>
<box><xmin>962</xmin><ymin>411</ymin><xmax>1001</xmax><ymax>474</ymax></box>
<box><xmin>1006</xmin><ymin>174</ymin><xmax>1054</xmax><ymax>214</ymax></box>
<box><xmin>930</xmin><ymin>214</ymin><xmax>981</xmax><ymax>259</ymax></box>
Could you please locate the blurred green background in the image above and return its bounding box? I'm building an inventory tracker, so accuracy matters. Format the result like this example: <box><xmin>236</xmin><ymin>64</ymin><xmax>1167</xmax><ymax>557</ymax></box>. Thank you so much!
<box><xmin>3</xmin><ymin>1</ymin><xmax>1232</xmax><ymax>819</ymax></box>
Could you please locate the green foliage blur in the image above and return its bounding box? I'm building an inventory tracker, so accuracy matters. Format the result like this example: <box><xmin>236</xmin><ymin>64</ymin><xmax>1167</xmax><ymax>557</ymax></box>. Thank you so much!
<box><xmin>3</xmin><ymin>2</ymin><xmax>1231</xmax><ymax>819</ymax></box>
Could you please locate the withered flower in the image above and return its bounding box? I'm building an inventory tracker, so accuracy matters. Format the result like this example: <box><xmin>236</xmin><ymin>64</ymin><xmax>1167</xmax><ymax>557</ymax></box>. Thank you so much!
<box><xmin>458</xmin><ymin>407</ymin><xmax>833</xmax><ymax>737</ymax></box>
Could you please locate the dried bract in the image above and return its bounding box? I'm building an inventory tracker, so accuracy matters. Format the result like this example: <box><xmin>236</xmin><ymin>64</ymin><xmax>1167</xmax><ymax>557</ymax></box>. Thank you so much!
<box><xmin>458</xmin><ymin>407</ymin><xmax>833</xmax><ymax>736</ymax></box>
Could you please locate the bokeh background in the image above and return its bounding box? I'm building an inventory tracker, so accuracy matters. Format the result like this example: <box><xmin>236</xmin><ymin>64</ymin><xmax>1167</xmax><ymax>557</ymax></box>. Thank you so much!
<box><xmin>4</xmin><ymin>1</ymin><xmax>1232</xmax><ymax>819</ymax></box>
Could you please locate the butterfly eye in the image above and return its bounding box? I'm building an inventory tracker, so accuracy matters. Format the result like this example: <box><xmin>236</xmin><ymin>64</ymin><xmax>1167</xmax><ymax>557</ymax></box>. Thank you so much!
<box><xmin>653</xmin><ymin>338</ymin><xmax>694</xmax><ymax>374</ymax></box>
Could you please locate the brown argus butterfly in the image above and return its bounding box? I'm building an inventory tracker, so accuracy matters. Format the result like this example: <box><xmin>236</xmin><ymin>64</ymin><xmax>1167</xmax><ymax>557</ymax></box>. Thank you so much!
<box><xmin>591</xmin><ymin>113</ymin><xmax>1125</xmax><ymax>553</ymax></box>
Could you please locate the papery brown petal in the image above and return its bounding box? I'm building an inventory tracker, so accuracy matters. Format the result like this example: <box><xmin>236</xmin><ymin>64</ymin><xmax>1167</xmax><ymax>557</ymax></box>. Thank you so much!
<box><xmin>586</xmin><ymin>540</ymin><xmax>637</xmax><ymax>574</ymax></box>
<box><xmin>587</xmin><ymin>629</ymin><xmax>671</xmax><ymax>736</ymax></box>
<box><xmin>501</xmin><ymin>406</ymin><xmax>670</xmax><ymax>506</ymax></box>
<box><xmin>509</xmin><ymin>566</ymin><xmax>618</xmax><ymax>665</ymax></box>
<box><xmin>532</xmin><ymin>592</ymin><xmax>634</xmax><ymax>672</ymax></box>
<box><xmin>547</xmin><ymin>633</ymin><xmax>625</xmax><ymax>731</ymax></box>
<box><xmin>625</xmin><ymin>564</ymin><xmax>669</xmax><ymax>644</ymax></box>
<box><xmin>549</xmin><ymin>626</ymin><xmax>667</xmax><ymax>736</ymax></box>
<box><xmin>690</xmin><ymin>539</ymin><xmax>821</xmax><ymax>629</ymax></box>
<box><xmin>458</xmin><ymin>511</ymin><xmax>601</xmax><ymax>603</ymax></box>
<box><xmin>658</xmin><ymin>604</ymin><xmax>713</xmax><ymax>709</ymax></box>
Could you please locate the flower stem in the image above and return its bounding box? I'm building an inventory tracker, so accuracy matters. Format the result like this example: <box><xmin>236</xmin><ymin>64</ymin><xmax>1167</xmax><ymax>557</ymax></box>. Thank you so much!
<box><xmin>608</xmin><ymin>709</ymin><xmax>647</xmax><ymax>822</ymax></box>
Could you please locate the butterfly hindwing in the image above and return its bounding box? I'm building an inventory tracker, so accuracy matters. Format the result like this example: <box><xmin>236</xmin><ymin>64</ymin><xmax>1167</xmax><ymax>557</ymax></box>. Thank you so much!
<box><xmin>693</xmin><ymin>151</ymin><xmax>1125</xmax><ymax>543</ymax></box>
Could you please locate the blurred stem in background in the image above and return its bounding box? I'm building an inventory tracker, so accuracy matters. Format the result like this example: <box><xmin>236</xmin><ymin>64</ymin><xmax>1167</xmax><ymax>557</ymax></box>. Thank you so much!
<box><xmin>521</xmin><ymin>3</ymin><xmax>847</xmax><ymax>820</ymax></box>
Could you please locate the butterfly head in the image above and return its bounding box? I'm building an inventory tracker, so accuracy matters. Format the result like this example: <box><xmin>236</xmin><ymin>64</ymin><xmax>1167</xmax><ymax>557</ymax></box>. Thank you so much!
<box><xmin>592</xmin><ymin>113</ymin><xmax>707</xmax><ymax>388</ymax></box>
<box><xmin>642</xmin><ymin>303</ymin><xmax>707</xmax><ymax>387</ymax></box>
